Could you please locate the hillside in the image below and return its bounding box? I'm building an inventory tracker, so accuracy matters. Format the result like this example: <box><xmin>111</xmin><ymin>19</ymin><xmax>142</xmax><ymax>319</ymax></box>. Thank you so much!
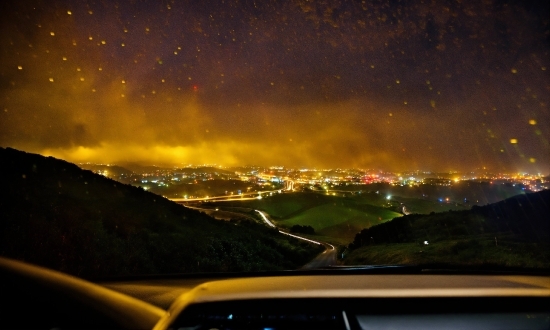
<box><xmin>344</xmin><ymin>190</ymin><xmax>550</xmax><ymax>268</ymax></box>
<box><xmin>0</xmin><ymin>148</ymin><xmax>322</xmax><ymax>278</ymax></box>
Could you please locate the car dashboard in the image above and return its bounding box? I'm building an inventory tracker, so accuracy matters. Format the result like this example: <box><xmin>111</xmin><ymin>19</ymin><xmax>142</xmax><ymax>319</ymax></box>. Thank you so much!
<box><xmin>152</xmin><ymin>274</ymin><xmax>550</xmax><ymax>330</ymax></box>
<box><xmin>1</xmin><ymin>257</ymin><xmax>549</xmax><ymax>330</ymax></box>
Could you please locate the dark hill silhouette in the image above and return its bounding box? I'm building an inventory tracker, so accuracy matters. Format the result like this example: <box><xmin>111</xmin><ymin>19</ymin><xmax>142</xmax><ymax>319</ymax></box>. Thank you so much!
<box><xmin>0</xmin><ymin>148</ymin><xmax>322</xmax><ymax>278</ymax></box>
<box><xmin>350</xmin><ymin>189</ymin><xmax>550</xmax><ymax>249</ymax></box>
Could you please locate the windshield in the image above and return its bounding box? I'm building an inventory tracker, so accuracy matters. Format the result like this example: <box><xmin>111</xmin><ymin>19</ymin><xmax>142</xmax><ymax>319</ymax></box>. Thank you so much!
<box><xmin>1</xmin><ymin>0</ymin><xmax>549</xmax><ymax>278</ymax></box>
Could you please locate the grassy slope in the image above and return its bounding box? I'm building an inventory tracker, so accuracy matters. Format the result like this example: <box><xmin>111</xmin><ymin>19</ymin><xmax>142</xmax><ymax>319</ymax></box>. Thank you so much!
<box><xmin>0</xmin><ymin>148</ymin><xmax>323</xmax><ymax>278</ymax></box>
<box><xmin>239</xmin><ymin>192</ymin><xmax>335</xmax><ymax>218</ymax></box>
<box><xmin>279</xmin><ymin>203</ymin><xmax>401</xmax><ymax>242</ymax></box>
<box><xmin>343</xmin><ymin>190</ymin><xmax>550</xmax><ymax>268</ymax></box>
<box><xmin>343</xmin><ymin>237</ymin><xmax>549</xmax><ymax>268</ymax></box>
<box><xmin>182</xmin><ymin>183</ymin><xmax>531</xmax><ymax>250</ymax></box>
<box><xmin>232</xmin><ymin>192</ymin><xmax>401</xmax><ymax>243</ymax></box>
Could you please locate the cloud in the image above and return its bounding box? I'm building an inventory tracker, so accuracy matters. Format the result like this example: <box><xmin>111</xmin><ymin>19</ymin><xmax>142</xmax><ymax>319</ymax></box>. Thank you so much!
<box><xmin>1</xmin><ymin>0</ymin><xmax>548</xmax><ymax>173</ymax></box>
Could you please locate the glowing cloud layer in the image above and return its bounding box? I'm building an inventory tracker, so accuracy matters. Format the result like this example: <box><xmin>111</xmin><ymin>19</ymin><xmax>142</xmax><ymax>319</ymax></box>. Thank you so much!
<box><xmin>1</xmin><ymin>1</ymin><xmax>548</xmax><ymax>172</ymax></box>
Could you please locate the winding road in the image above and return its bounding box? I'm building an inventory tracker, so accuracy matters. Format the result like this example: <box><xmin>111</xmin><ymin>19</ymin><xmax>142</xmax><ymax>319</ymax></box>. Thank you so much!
<box><xmin>183</xmin><ymin>206</ymin><xmax>338</xmax><ymax>268</ymax></box>
<box><xmin>300</xmin><ymin>243</ymin><xmax>337</xmax><ymax>269</ymax></box>
<box><xmin>254</xmin><ymin>210</ymin><xmax>337</xmax><ymax>268</ymax></box>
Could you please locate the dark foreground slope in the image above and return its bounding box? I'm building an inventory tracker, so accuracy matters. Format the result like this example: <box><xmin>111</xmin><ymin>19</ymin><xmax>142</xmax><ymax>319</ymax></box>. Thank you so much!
<box><xmin>345</xmin><ymin>190</ymin><xmax>550</xmax><ymax>268</ymax></box>
<box><xmin>0</xmin><ymin>148</ymin><xmax>322</xmax><ymax>278</ymax></box>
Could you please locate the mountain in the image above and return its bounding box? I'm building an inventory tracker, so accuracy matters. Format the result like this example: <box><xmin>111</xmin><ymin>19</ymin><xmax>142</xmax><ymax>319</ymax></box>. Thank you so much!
<box><xmin>0</xmin><ymin>148</ymin><xmax>322</xmax><ymax>278</ymax></box>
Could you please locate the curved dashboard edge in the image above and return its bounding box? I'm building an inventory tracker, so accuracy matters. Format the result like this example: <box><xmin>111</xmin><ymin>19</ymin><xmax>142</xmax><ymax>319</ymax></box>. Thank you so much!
<box><xmin>153</xmin><ymin>274</ymin><xmax>550</xmax><ymax>330</ymax></box>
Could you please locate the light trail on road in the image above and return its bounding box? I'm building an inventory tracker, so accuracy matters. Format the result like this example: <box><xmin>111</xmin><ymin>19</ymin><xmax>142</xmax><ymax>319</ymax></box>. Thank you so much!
<box><xmin>279</xmin><ymin>231</ymin><xmax>322</xmax><ymax>246</ymax></box>
<box><xmin>255</xmin><ymin>210</ymin><xmax>322</xmax><ymax>246</ymax></box>
<box><xmin>255</xmin><ymin>210</ymin><xmax>276</xmax><ymax>228</ymax></box>
<box><xmin>184</xmin><ymin>205</ymin><xmax>334</xmax><ymax>265</ymax></box>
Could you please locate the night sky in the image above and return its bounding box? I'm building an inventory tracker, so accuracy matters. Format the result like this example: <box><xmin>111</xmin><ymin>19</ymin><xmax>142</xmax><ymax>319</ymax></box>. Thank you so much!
<box><xmin>1</xmin><ymin>0</ymin><xmax>549</xmax><ymax>173</ymax></box>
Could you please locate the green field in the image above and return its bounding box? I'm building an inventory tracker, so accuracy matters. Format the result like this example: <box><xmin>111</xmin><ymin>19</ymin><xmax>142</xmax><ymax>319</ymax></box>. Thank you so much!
<box><xmin>228</xmin><ymin>192</ymin><xmax>402</xmax><ymax>243</ymax></box>
<box><xmin>279</xmin><ymin>202</ymin><xmax>401</xmax><ymax>242</ymax></box>
<box><xmin>229</xmin><ymin>192</ymin><xmax>336</xmax><ymax>218</ymax></box>
<box><xmin>280</xmin><ymin>204</ymin><xmax>365</xmax><ymax>229</ymax></box>
<box><xmin>213</xmin><ymin>189</ymin><xmax>488</xmax><ymax>245</ymax></box>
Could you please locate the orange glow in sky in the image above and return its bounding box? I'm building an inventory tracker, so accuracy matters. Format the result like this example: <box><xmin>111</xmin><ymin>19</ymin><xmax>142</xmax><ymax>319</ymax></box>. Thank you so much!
<box><xmin>1</xmin><ymin>1</ymin><xmax>549</xmax><ymax>173</ymax></box>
